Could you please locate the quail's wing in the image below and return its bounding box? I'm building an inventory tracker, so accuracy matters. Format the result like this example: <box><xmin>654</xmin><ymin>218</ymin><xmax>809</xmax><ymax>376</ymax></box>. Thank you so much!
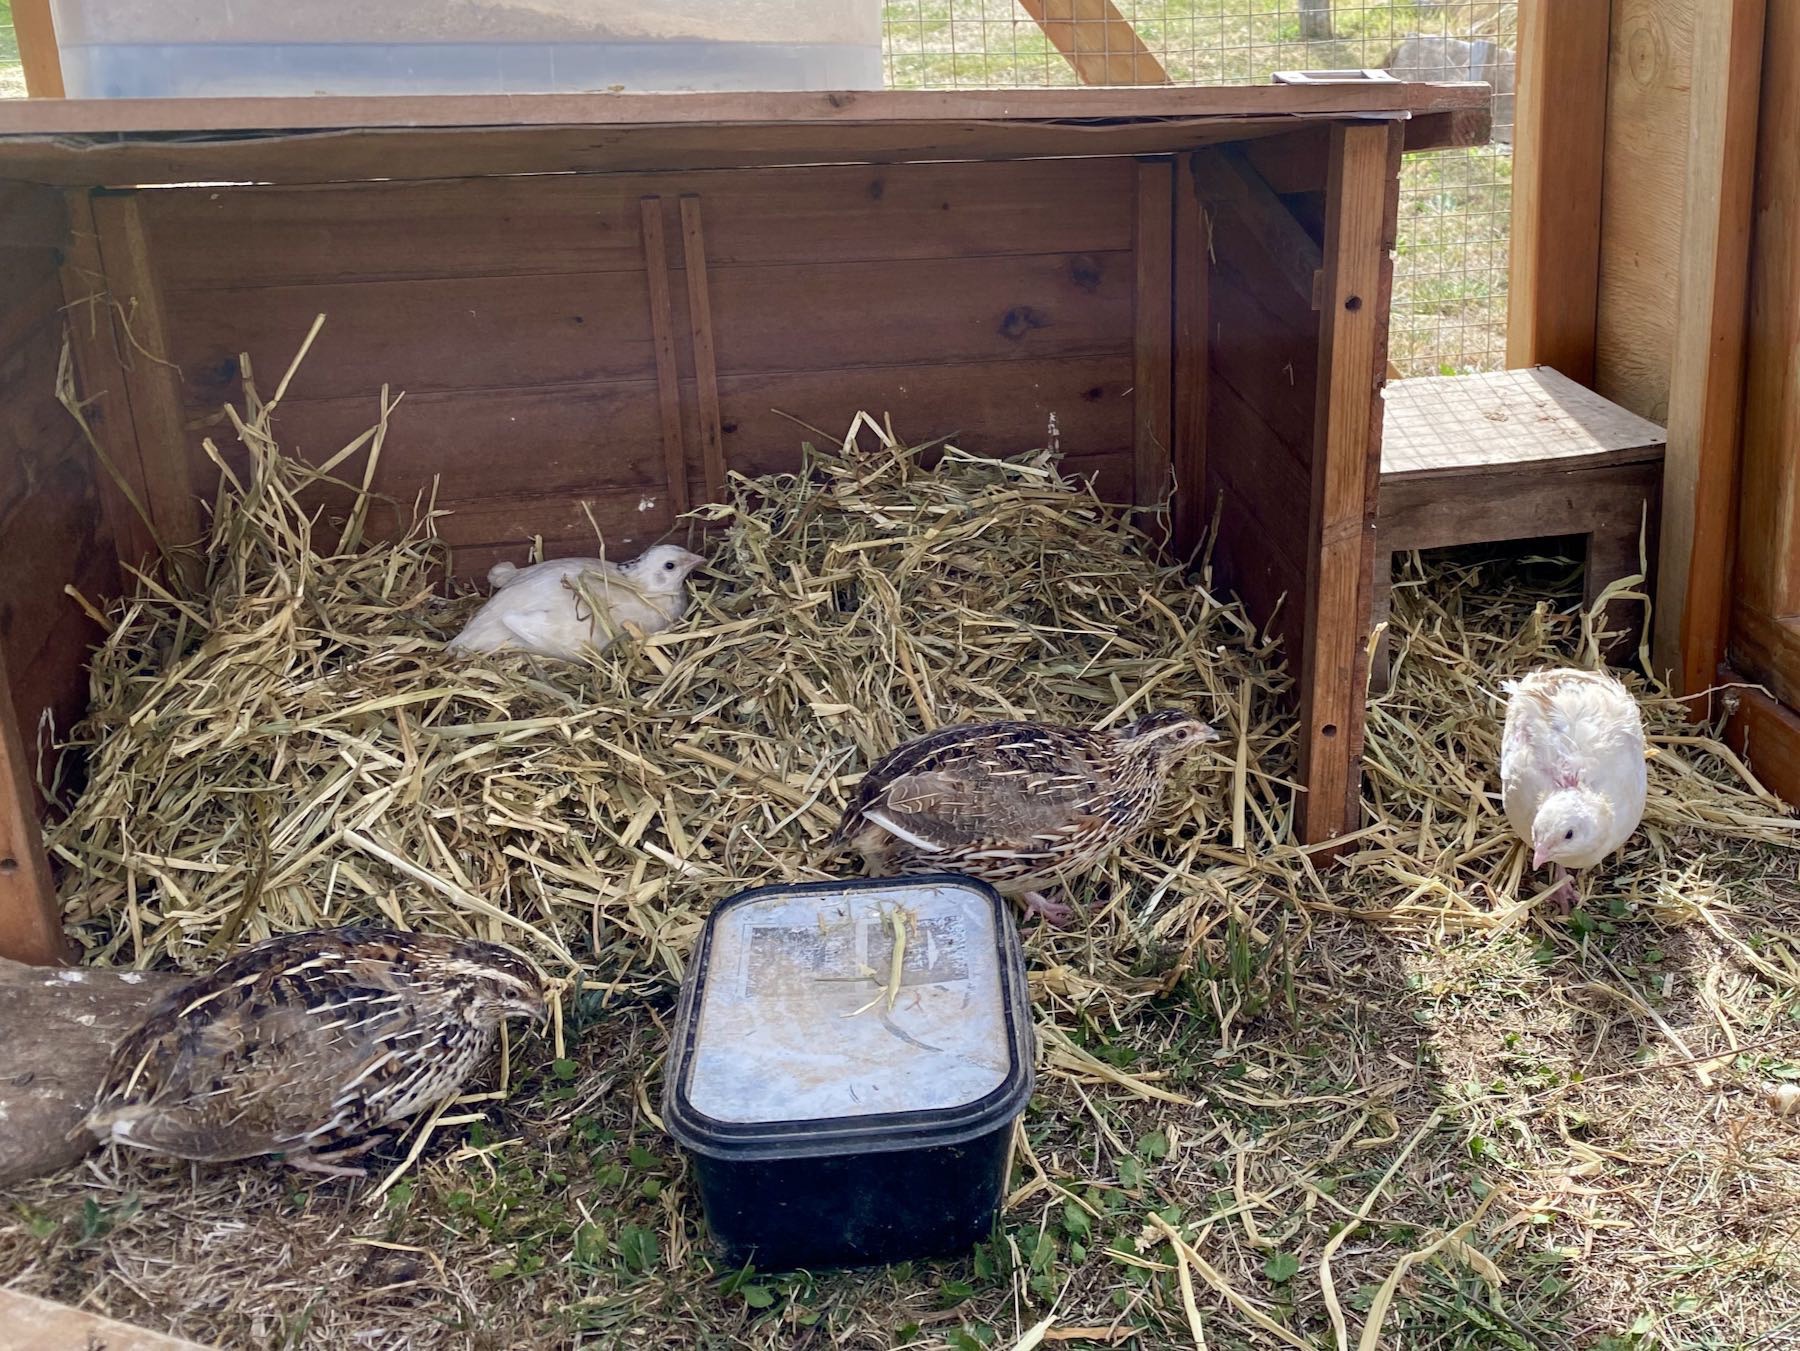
<box><xmin>93</xmin><ymin>977</ymin><xmax>444</xmax><ymax>1159</ymax></box>
<box><xmin>855</xmin><ymin>725</ymin><xmax>1107</xmax><ymax>853</ymax></box>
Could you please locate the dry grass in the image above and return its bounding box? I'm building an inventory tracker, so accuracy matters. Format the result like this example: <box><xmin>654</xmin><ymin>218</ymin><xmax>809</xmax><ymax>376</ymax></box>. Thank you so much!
<box><xmin>4</xmin><ymin>357</ymin><xmax>1798</xmax><ymax>1350</ymax></box>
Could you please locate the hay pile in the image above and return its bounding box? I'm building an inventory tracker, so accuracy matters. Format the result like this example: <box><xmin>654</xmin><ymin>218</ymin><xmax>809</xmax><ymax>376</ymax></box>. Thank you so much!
<box><xmin>50</xmin><ymin>360</ymin><xmax>1289</xmax><ymax>988</ymax></box>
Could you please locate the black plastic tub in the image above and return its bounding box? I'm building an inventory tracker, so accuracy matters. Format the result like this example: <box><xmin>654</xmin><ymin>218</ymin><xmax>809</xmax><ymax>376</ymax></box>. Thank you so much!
<box><xmin>663</xmin><ymin>874</ymin><xmax>1035</xmax><ymax>1270</ymax></box>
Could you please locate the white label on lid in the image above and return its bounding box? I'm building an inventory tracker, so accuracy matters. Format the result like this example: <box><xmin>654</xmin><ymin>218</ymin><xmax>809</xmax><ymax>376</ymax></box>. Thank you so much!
<box><xmin>685</xmin><ymin>882</ymin><xmax>1013</xmax><ymax>1125</ymax></box>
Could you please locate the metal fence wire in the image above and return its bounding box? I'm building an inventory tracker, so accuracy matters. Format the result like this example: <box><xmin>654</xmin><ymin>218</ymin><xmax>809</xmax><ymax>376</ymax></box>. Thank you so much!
<box><xmin>882</xmin><ymin>1</ymin><xmax>1516</xmax><ymax>376</ymax></box>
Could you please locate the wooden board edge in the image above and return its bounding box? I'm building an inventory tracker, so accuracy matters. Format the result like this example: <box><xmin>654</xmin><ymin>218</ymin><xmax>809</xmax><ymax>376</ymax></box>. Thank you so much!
<box><xmin>1662</xmin><ymin>0</ymin><xmax>1768</xmax><ymax>698</ymax></box>
<box><xmin>1505</xmin><ymin>0</ymin><xmax>1610</xmax><ymax>381</ymax></box>
<box><xmin>1132</xmin><ymin>159</ymin><xmax>1175</xmax><ymax>514</ymax></box>
<box><xmin>1721</xmin><ymin>669</ymin><xmax>1800</xmax><ymax>810</ymax></box>
<box><xmin>1297</xmin><ymin>120</ymin><xmax>1402</xmax><ymax>848</ymax></box>
<box><xmin>0</xmin><ymin>640</ymin><xmax>67</xmax><ymax>967</ymax></box>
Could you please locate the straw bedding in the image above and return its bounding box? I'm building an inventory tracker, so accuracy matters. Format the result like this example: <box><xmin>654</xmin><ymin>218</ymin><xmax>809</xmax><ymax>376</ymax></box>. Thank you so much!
<box><xmin>48</xmin><ymin>352</ymin><xmax>1287</xmax><ymax>988</ymax></box>
<box><xmin>16</xmin><ymin>335</ymin><xmax>1800</xmax><ymax>1348</ymax></box>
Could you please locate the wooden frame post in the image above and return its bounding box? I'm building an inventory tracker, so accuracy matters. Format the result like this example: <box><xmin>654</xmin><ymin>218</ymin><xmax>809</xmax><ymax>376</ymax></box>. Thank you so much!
<box><xmin>0</xmin><ymin>643</ymin><xmax>65</xmax><ymax>966</ymax></box>
<box><xmin>1659</xmin><ymin>0</ymin><xmax>1766</xmax><ymax>702</ymax></box>
<box><xmin>12</xmin><ymin>0</ymin><xmax>66</xmax><ymax>98</ymax></box>
<box><xmin>1018</xmin><ymin>0</ymin><xmax>1170</xmax><ymax>86</ymax></box>
<box><xmin>1298</xmin><ymin>120</ymin><xmax>1403</xmax><ymax>846</ymax></box>
<box><xmin>1506</xmin><ymin>0</ymin><xmax>1610</xmax><ymax>382</ymax></box>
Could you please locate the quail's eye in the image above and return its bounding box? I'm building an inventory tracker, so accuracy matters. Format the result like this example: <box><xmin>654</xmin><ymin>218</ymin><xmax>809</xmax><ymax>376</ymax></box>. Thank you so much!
<box><xmin>664</xmin><ymin>561</ymin><xmax>676</xmax><ymax>571</ymax></box>
<box><xmin>1563</xmin><ymin>829</ymin><xmax>1574</xmax><ymax>841</ymax></box>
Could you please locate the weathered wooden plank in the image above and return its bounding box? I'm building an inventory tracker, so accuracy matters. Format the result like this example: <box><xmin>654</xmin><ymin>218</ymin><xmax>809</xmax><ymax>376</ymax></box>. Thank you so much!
<box><xmin>163</xmin><ymin>251</ymin><xmax>1133</xmax><ymax>410</ymax></box>
<box><xmin>1378</xmin><ymin>459</ymin><xmax>1663</xmax><ymax>552</ymax></box>
<box><xmin>1192</xmin><ymin>147</ymin><xmax>1324</xmax><ymax>310</ymax></box>
<box><xmin>140</xmin><ymin>159</ymin><xmax>1140</xmax><ymax>292</ymax></box>
<box><xmin>639</xmin><ymin>196</ymin><xmax>690</xmax><ymax>516</ymax></box>
<box><xmin>1722</xmin><ymin>670</ymin><xmax>1800</xmax><ymax>810</ymax></box>
<box><xmin>1171</xmin><ymin>152</ymin><xmax>1209</xmax><ymax>556</ymax></box>
<box><xmin>1382</xmin><ymin>367</ymin><xmax>1666</xmax><ymax>479</ymax></box>
<box><xmin>1506</xmin><ymin>0</ymin><xmax>1611</xmax><ymax>381</ymax></box>
<box><xmin>1018</xmin><ymin>0</ymin><xmax>1171</xmax><ymax>86</ymax></box>
<box><xmin>1298</xmin><ymin>121</ymin><xmax>1401</xmax><ymax>847</ymax></box>
<box><xmin>90</xmin><ymin>192</ymin><xmax>202</xmax><ymax>549</ymax></box>
<box><xmin>1659</xmin><ymin>0</ymin><xmax>1765</xmax><ymax>698</ymax></box>
<box><xmin>0</xmin><ymin>639</ymin><xmax>64</xmax><ymax>966</ymax></box>
<box><xmin>1132</xmin><ymin>160</ymin><xmax>1174</xmax><ymax>510</ymax></box>
<box><xmin>11</xmin><ymin>0</ymin><xmax>64</xmax><ymax>99</ymax></box>
<box><xmin>680</xmin><ymin>196</ymin><xmax>727</xmax><ymax>503</ymax></box>
<box><xmin>1595</xmin><ymin>0</ymin><xmax>1697</xmax><ymax>424</ymax></box>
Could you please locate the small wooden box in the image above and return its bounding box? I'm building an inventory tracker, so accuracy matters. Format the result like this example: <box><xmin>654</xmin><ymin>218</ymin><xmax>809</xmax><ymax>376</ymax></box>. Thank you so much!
<box><xmin>0</xmin><ymin>85</ymin><xmax>1489</xmax><ymax>960</ymax></box>
<box><xmin>1372</xmin><ymin>367</ymin><xmax>1667</xmax><ymax>689</ymax></box>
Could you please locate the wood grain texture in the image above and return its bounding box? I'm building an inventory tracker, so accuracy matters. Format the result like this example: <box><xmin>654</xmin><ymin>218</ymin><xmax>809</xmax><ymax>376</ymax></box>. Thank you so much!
<box><xmin>1659</xmin><ymin>0</ymin><xmax>1765</xmax><ymax>697</ymax></box>
<box><xmin>679</xmin><ymin>196</ymin><xmax>727</xmax><ymax>502</ymax></box>
<box><xmin>0</xmin><ymin>638</ymin><xmax>64</xmax><ymax>966</ymax></box>
<box><xmin>639</xmin><ymin>197</ymin><xmax>690</xmax><ymax>516</ymax></box>
<box><xmin>10</xmin><ymin>0</ymin><xmax>64</xmax><ymax>99</ymax></box>
<box><xmin>1171</xmin><ymin>152</ymin><xmax>1209</xmax><ymax>556</ymax></box>
<box><xmin>1299</xmin><ymin>121</ymin><xmax>1401</xmax><ymax>847</ymax></box>
<box><xmin>138</xmin><ymin>160</ymin><xmax>1138</xmax><ymax>292</ymax></box>
<box><xmin>89</xmin><ymin>193</ymin><xmax>201</xmax><ymax>550</ymax></box>
<box><xmin>1018</xmin><ymin>0</ymin><xmax>1171</xmax><ymax>86</ymax></box>
<box><xmin>0</xmin><ymin>1287</ymin><xmax>208</xmax><ymax>1350</ymax></box>
<box><xmin>1132</xmin><ymin>160</ymin><xmax>1174</xmax><ymax>510</ymax></box>
<box><xmin>1382</xmin><ymin>367</ymin><xmax>1666</xmax><ymax>478</ymax></box>
<box><xmin>1594</xmin><ymin>0</ymin><xmax>1697</xmax><ymax>424</ymax></box>
<box><xmin>1192</xmin><ymin>147</ymin><xmax>1324</xmax><ymax>310</ymax></box>
<box><xmin>1721</xmin><ymin>671</ymin><xmax>1800</xmax><ymax>810</ymax></box>
<box><xmin>1507</xmin><ymin>0</ymin><xmax>1611</xmax><ymax>381</ymax></box>
<box><xmin>1731</xmin><ymin>0</ymin><xmax>1800</xmax><ymax>683</ymax></box>
<box><xmin>1379</xmin><ymin>459</ymin><xmax>1663</xmax><ymax>552</ymax></box>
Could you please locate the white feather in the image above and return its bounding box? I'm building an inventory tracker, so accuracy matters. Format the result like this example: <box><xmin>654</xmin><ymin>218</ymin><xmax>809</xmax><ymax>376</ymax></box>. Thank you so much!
<box><xmin>446</xmin><ymin>545</ymin><xmax>705</xmax><ymax>661</ymax></box>
<box><xmin>1500</xmin><ymin>667</ymin><xmax>1647</xmax><ymax>869</ymax></box>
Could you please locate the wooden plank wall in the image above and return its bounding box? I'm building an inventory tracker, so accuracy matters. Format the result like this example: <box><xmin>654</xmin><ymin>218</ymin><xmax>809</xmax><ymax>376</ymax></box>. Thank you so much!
<box><xmin>95</xmin><ymin>159</ymin><xmax>1147</xmax><ymax>583</ymax></box>
<box><xmin>0</xmin><ymin>183</ymin><xmax>119</xmax><ymax>792</ymax></box>
<box><xmin>1593</xmin><ymin>0</ymin><xmax>1695</xmax><ymax>424</ymax></box>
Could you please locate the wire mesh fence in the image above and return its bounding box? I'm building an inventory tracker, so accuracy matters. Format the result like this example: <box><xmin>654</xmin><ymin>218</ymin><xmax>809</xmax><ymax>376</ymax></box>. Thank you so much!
<box><xmin>0</xmin><ymin>4</ymin><xmax>1511</xmax><ymax>373</ymax></box>
<box><xmin>883</xmin><ymin>0</ymin><xmax>1516</xmax><ymax>375</ymax></box>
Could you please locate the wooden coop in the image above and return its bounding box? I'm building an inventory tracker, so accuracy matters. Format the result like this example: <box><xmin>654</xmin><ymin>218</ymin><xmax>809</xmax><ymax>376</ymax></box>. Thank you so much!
<box><xmin>0</xmin><ymin>85</ymin><xmax>1490</xmax><ymax>962</ymax></box>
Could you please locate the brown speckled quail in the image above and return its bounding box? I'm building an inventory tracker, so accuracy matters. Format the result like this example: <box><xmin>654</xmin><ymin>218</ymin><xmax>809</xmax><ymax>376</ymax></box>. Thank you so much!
<box><xmin>84</xmin><ymin>925</ymin><xmax>546</xmax><ymax>1176</ymax></box>
<box><xmin>833</xmin><ymin>710</ymin><xmax>1220</xmax><ymax>925</ymax></box>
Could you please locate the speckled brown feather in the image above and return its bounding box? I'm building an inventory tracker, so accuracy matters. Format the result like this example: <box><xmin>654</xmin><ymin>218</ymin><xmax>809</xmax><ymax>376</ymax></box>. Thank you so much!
<box><xmin>834</xmin><ymin>711</ymin><xmax>1218</xmax><ymax>897</ymax></box>
<box><xmin>85</xmin><ymin>925</ymin><xmax>545</xmax><ymax>1171</ymax></box>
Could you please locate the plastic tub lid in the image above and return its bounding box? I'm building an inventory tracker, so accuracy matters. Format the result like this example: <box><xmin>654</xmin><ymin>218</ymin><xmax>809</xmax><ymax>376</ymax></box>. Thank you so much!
<box><xmin>664</xmin><ymin>875</ymin><xmax>1035</xmax><ymax>1159</ymax></box>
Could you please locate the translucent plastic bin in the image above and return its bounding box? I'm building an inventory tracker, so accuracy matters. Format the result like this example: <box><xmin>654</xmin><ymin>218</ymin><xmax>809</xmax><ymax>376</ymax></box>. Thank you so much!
<box><xmin>49</xmin><ymin>0</ymin><xmax>884</xmax><ymax>98</ymax></box>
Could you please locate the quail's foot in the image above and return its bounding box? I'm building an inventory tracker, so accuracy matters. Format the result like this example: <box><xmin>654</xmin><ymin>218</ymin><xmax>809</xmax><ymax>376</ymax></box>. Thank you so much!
<box><xmin>1022</xmin><ymin>890</ymin><xmax>1075</xmax><ymax>927</ymax></box>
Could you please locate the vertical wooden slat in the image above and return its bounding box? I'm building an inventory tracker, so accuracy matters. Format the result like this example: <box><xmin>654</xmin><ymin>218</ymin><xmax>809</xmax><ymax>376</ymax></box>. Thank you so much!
<box><xmin>1298</xmin><ymin>120</ymin><xmax>1402</xmax><ymax>847</ymax></box>
<box><xmin>12</xmin><ymin>0</ymin><xmax>65</xmax><ymax>99</ymax></box>
<box><xmin>0</xmin><ymin>642</ymin><xmax>64</xmax><ymax>967</ymax></box>
<box><xmin>678</xmin><ymin>195</ymin><xmax>727</xmax><ymax>504</ymax></box>
<box><xmin>59</xmin><ymin>190</ymin><xmax>161</xmax><ymax>574</ymax></box>
<box><xmin>1132</xmin><ymin>159</ymin><xmax>1174</xmax><ymax>514</ymax></box>
<box><xmin>1659</xmin><ymin>0</ymin><xmax>1765</xmax><ymax>701</ymax></box>
<box><xmin>1171</xmin><ymin>152</ymin><xmax>1209</xmax><ymax>558</ymax></box>
<box><xmin>89</xmin><ymin>193</ymin><xmax>201</xmax><ymax>552</ymax></box>
<box><xmin>638</xmin><ymin>196</ymin><xmax>691</xmax><ymax>516</ymax></box>
<box><xmin>1506</xmin><ymin>0</ymin><xmax>1611</xmax><ymax>382</ymax></box>
<box><xmin>1017</xmin><ymin>0</ymin><xmax>1170</xmax><ymax>86</ymax></box>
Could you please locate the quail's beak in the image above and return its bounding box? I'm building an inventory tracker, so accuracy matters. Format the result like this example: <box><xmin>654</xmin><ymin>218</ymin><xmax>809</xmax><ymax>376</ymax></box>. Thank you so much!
<box><xmin>1198</xmin><ymin>723</ymin><xmax>1223</xmax><ymax>744</ymax></box>
<box><xmin>1531</xmin><ymin>843</ymin><xmax>1550</xmax><ymax>870</ymax></box>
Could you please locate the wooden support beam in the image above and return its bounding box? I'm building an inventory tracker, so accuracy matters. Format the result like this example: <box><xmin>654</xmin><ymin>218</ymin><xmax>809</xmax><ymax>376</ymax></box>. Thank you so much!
<box><xmin>1659</xmin><ymin>0</ymin><xmax>1765</xmax><ymax>700</ymax></box>
<box><xmin>1171</xmin><ymin>152</ymin><xmax>1208</xmax><ymax>557</ymax></box>
<box><xmin>1018</xmin><ymin>0</ymin><xmax>1170</xmax><ymax>87</ymax></box>
<box><xmin>1192</xmin><ymin>147</ymin><xmax>1323</xmax><ymax>310</ymax></box>
<box><xmin>0</xmin><ymin>642</ymin><xmax>65</xmax><ymax>967</ymax></box>
<box><xmin>1132</xmin><ymin>159</ymin><xmax>1174</xmax><ymax>512</ymax></box>
<box><xmin>12</xmin><ymin>0</ymin><xmax>65</xmax><ymax>98</ymax></box>
<box><xmin>1722</xmin><ymin>671</ymin><xmax>1800</xmax><ymax>810</ymax></box>
<box><xmin>1506</xmin><ymin>0</ymin><xmax>1610</xmax><ymax>381</ymax></box>
<box><xmin>1298</xmin><ymin>120</ymin><xmax>1402</xmax><ymax>846</ymax></box>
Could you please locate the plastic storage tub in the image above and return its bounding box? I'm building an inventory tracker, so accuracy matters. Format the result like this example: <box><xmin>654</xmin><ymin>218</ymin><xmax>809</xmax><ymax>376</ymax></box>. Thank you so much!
<box><xmin>663</xmin><ymin>875</ymin><xmax>1035</xmax><ymax>1270</ymax></box>
<box><xmin>49</xmin><ymin>0</ymin><xmax>884</xmax><ymax>99</ymax></box>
